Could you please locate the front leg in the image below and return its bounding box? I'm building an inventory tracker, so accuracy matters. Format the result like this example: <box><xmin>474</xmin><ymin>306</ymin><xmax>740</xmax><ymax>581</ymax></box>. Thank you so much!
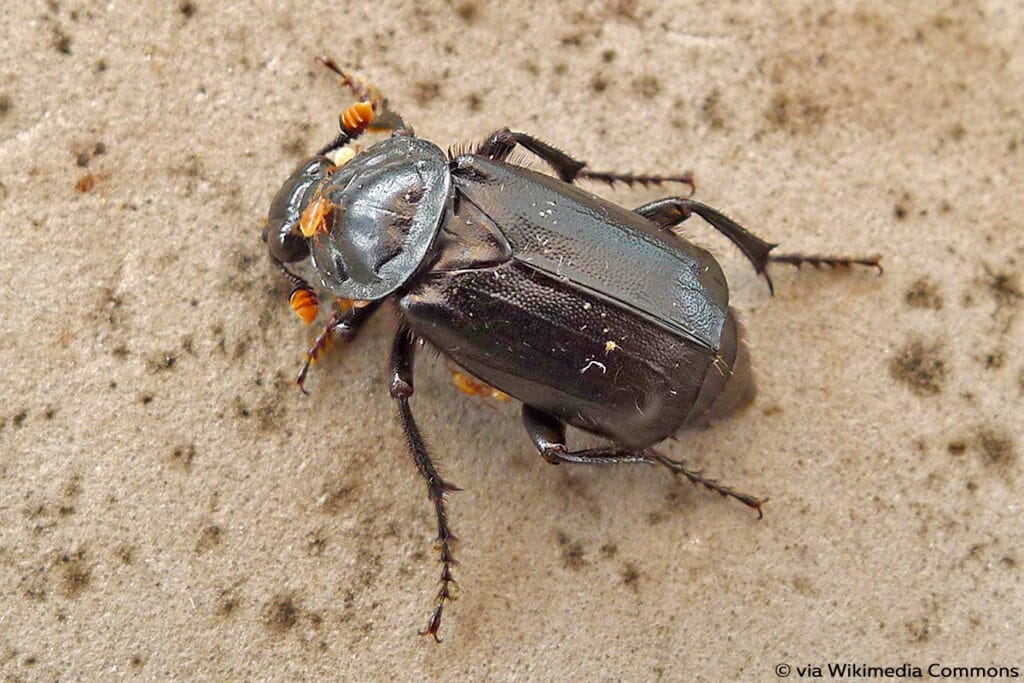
<box><xmin>295</xmin><ymin>300</ymin><xmax>383</xmax><ymax>393</ymax></box>
<box><xmin>476</xmin><ymin>128</ymin><xmax>694</xmax><ymax>192</ymax></box>
<box><xmin>522</xmin><ymin>406</ymin><xmax>765</xmax><ymax>517</ymax></box>
<box><xmin>389</xmin><ymin>326</ymin><xmax>461</xmax><ymax>642</ymax></box>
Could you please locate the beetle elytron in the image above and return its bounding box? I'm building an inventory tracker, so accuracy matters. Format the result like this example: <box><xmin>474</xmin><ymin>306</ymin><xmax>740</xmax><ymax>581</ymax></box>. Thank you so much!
<box><xmin>263</xmin><ymin>56</ymin><xmax>880</xmax><ymax>641</ymax></box>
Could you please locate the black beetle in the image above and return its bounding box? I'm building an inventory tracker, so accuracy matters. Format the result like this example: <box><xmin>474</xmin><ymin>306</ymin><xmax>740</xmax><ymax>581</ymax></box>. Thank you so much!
<box><xmin>263</xmin><ymin>56</ymin><xmax>881</xmax><ymax>641</ymax></box>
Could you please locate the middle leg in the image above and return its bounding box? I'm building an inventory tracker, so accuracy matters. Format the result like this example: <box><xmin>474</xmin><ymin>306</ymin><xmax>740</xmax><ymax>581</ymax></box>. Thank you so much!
<box><xmin>475</xmin><ymin>128</ymin><xmax>695</xmax><ymax>192</ymax></box>
<box><xmin>389</xmin><ymin>325</ymin><xmax>461</xmax><ymax>642</ymax></box>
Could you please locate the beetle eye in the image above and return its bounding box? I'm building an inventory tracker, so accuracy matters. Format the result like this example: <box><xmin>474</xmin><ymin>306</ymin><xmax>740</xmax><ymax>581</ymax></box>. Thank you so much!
<box><xmin>270</xmin><ymin>226</ymin><xmax>311</xmax><ymax>263</ymax></box>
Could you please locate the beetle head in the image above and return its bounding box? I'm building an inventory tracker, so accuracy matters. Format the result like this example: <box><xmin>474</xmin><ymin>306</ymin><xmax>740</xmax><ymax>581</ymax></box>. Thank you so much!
<box><xmin>264</xmin><ymin>156</ymin><xmax>334</xmax><ymax>263</ymax></box>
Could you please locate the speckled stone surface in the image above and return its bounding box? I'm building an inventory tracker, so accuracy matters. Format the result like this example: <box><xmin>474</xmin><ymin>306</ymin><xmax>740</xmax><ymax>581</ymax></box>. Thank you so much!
<box><xmin>1</xmin><ymin>1</ymin><xmax>1021</xmax><ymax>680</ymax></box>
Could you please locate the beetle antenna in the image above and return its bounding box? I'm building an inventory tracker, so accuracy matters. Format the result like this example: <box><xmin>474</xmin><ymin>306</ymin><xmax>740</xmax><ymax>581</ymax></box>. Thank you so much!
<box><xmin>315</xmin><ymin>55</ymin><xmax>411</xmax><ymax>136</ymax></box>
<box><xmin>315</xmin><ymin>55</ymin><xmax>377</xmax><ymax>103</ymax></box>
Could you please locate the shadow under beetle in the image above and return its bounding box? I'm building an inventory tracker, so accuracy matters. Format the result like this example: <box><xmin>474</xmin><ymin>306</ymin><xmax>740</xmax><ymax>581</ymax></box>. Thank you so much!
<box><xmin>263</xmin><ymin>56</ymin><xmax>881</xmax><ymax>641</ymax></box>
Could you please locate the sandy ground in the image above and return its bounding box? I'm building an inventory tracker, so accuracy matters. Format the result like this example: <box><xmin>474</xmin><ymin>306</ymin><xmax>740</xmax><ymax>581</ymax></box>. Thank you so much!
<box><xmin>1</xmin><ymin>0</ymin><xmax>1022</xmax><ymax>680</ymax></box>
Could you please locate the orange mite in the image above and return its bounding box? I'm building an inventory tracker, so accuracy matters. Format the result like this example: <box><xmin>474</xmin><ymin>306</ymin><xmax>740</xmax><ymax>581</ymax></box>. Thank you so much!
<box><xmin>299</xmin><ymin>193</ymin><xmax>336</xmax><ymax>238</ymax></box>
<box><xmin>448</xmin><ymin>364</ymin><xmax>511</xmax><ymax>403</ymax></box>
<box><xmin>289</xmin><ymin>289</ymin><xmax>319</xmax><ymax>326</ymax></box>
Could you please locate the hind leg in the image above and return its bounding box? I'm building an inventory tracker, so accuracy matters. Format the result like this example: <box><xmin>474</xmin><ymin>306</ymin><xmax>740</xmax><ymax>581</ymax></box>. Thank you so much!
<box><xmin>635</xmin><ymin>197</ymin><xmax>882</xmax><ymax>294</ymax></box>
<box><xmin>522</xmin><ymin>406</ymin><xmax>765</xmax><ymax>517</ymax></box>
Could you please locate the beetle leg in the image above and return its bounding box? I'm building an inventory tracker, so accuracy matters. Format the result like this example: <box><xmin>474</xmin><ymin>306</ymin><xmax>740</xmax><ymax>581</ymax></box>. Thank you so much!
<box><xmin>522</xmin><ymin>406</ymin><xmax>766</xmax><ymax>518</ymax></box>
<box><xmin>295</xmin><ymin>300</ymin><xmax>383</xmax><ymax>393</ymax></box>
<box><xmin>389</xmin><ymin>325</ymin><xmax>461</xmax><ymax>642</ymax></box>
<box><xmin>636</xmin><ymin>197</ymin><xmax>780</xmax><ymax>293</ymax></box>
<box><xmin>475</xmin><ymin>128</ymin><xmax>694</xmax><ymax>191</ymax></box>
<box><xmin>636</xmin><ymin>197</ymin><xmax>883</xmax><ymax>294</ymax></box>
<box><xmin>767</xmin><ymin>252</ymin><xmax>884</xmax><ymax>274</ymax></box>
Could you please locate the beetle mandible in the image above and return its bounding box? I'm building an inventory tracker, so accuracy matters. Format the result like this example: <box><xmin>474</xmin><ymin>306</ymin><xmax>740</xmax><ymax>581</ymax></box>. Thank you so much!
<box><xmin>263</xmin><ymin>56</ymin><xmax>881</xmax><ymax>641</ymax></box>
